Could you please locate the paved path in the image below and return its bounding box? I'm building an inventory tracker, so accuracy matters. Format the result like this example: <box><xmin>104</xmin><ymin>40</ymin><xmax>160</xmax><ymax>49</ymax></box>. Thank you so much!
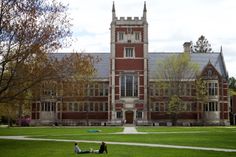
<box><xmin>113</xmin><ymin>126</ymin><xmax>146</xmax><ymax>134</ymax></box>
<box><xmin>122</xmin><ymin>126</ymin><xmax>138</xmax><ymax>134</ymax></box>
<box><xmin>0</xmin><ymin>135</ymin><xmax>236</xmax><ymax>152</ymax></box>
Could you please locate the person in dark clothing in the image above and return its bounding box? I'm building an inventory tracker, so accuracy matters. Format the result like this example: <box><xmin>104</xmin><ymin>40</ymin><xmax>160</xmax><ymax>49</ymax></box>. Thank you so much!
<box><xmin>93</xmin><ymin>142</ymin><xmax>108</xmax><ymax>154</ymax></box>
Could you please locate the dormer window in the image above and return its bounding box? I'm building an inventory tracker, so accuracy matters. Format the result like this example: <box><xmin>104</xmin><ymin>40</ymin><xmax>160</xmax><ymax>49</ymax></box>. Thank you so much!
<box><xmin>124</xmin><ymin>47</ymin><xmax>134</xmax><ymax>58</ymax></box>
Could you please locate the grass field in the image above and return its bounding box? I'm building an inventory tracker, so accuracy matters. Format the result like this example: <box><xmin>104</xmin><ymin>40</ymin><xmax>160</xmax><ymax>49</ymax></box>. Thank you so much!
<box><xmin>0</xmin><ymin>126</ymin><xmax>236</xmax><ymax>157</ymax></box>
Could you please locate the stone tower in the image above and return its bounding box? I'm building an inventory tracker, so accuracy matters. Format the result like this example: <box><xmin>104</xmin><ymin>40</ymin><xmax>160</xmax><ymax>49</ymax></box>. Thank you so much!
<box><xmin>110</xmin><ymin>2</ymin><xmax>148</xmax><ymax>124</ymax></box>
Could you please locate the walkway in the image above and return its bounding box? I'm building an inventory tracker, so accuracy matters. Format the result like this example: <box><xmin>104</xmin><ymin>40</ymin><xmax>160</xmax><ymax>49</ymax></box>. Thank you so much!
<box><xmin>0</xmin><ymin>135</ymin><xmax>236</xmax><ymax>152</ymax></box>
<box><xmin>123</xmin><ymin>126</ymin><xmax>138</xmax><ymax>134</ymax></box>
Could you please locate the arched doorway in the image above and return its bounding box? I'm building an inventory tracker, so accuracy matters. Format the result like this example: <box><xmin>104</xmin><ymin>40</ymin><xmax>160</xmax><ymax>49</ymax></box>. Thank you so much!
<box><xmin>125</xmin><ymin>111</ymin><xmax>134</xmax><ymax>124</ymax></box>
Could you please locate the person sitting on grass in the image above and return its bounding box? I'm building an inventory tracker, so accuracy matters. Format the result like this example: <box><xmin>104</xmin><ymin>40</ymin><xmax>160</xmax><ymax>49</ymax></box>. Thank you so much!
<box><xmin>92</xmin><ymin>142</ymin><xmax>108</xmax><ymax>154</ymax></box>
<box><xmin>74</xmin><ymin>142</ymin><xmax>91</xmax><ymax>154</ymax></box>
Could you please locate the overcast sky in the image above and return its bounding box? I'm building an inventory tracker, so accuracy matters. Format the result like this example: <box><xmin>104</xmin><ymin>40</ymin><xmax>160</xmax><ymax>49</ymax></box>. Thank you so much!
<box><xmin>59</xmin><ymin>0</ymin><xmax>236</xmax><ymax>77</ymax></box>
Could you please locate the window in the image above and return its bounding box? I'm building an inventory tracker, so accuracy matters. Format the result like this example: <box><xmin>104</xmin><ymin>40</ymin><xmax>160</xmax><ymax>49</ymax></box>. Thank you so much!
<box><xmin>95</xmin><ymin>84</ymin><xmax>99</xmax><ymax>96</ymax></box>
<box><xmin>183</xmin><ymin>102</ymin><xmax>192</xmax><ymax>112</ymax></box>
<box><xmin>69</xmin><ymin>103</ymin><xmax>74</xmax><ymax>111</ymax></box>
<box><xmin>105</xmin><ymin>102</ymin><xmax>108</xmax><ymax>111</ymax></box>
<box><xmin>186</xmin><ymin>83</ymin><xmax>191</xmax><ymax>96</ymax></box>
<box><xmin>208</xmin><ymin>70</ymin><xmax>212</xmax><ymax>77</ymax></box>
<box><xmin>149</xmin><ymin>84</ymin><xmax>154</xmax><ymax>96</ymax></box>
<box><xmin>41</xmin><ymin>102</ymin><xmax>55</xmax><ymax>112</ymax></box>
<box><xmin>116</xmin><ymin>111</ymin><xmax>123</xmax><ymax>118</ymax></box>
<box><xmin>62</xmin><ymin>103</ymin><xmax>67</xmax><ymax>111</ymax></box>
<box><xmin>121</xmin><ymin>74</ymin><xmax>138</xmax><ymax>97</ymax></box>
<box><xmin>84</xmin><ymin>103</ymin><xmax>88</xmax><ymax>111</ymax></box>
<box><xmin>118</xmin><ymin>32</ymin><xmax>124</xmax><ymax>41</ymax></box>
<box><xmin>154</xmin><ymin>102</ymin><xmax>160</xmax><ymax>111</ymax></box>
<box><xmin>90</xmin><ymin>102</ymin><xmax>94</xmax><ymax>112</ymax></box>
<box><xmin>89</xmin><ymin>84</ymin><xmax>94</xmax><ymax>96</ymax></box>
<box><xmin>125</xmin><ymin>47</ymin><xmax>134</xmax><ymax>58</ymax></box>
<box><xmin>204</xmin><ymin>102</ymin><xmax>218</xmax><ymax>111</ymax></box>
<box><xmin>104</xmin><ymin>84</ymin><xmax>109</xmax><ymax>96</ymax></box>
<box><xmin>99</xmin><ymin>102</ymin><xmax>104</xmax><ymax>111</ymax></box>
<box><xmin>152</xmin><ymin>102</ymin><xmax>167</xmax><ymax>112</ymax></box>
<box><xmin>136</xmin><ymin>111</ymin><xmax>142</xmax><ymax>118</ymax></box>
<box><xmin>98</xmin><ymin>83</ymin><xmax>109</xmax><ymax>96</ymax></box>
<box><xmin>79</xmin><ymin>102</ymin><xmax>83</xmax><ymax>111</ymax></box>
<box><xmin>134</xmin><ymin>32</ymin><xmax>140</xmax><ymax>41</ymax></box>
<box><xmin>99</xmin><ymin>84</ymin><xmax>103</xmax><ymax>96</ymax></box>
<box><xmin>208</xmin><ymin>82</ymin><xmax>218</xmax><ymax>96</ymax></box>
<box><xmin>179</xmin><ymin>82</ymin><xmax>192</xmax><ymax>96</ymax></box>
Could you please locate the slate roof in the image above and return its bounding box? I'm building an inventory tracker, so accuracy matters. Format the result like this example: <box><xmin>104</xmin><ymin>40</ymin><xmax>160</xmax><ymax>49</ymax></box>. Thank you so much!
<box><xmin>50</xmin><ymin>52</ymin><xmax>228</xmax><ymax>80</ymax></box>
<box><xmin>49</xmin><ymin>53</ymin><xmax>110</xmax><ymax>79</ymax></box>
<box><xmin>148</xmin><ymin>52</ymin><xmax>228</xmax><ymax>79</ymax></box>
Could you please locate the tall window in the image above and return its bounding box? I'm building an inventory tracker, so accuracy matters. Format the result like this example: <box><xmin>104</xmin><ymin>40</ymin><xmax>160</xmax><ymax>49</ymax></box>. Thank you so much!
<box><xmin>41</xmin><ymin>102</ymin><xmax>55</xmax><ymax>111</ymax></box>
<box><xmin>134</xmin><ymin>32</ymin><xmax>140</xmax><ymax>41</ymax></box>
<box><xmin>208</xmin><ymin>82</ymin><xmax>218</xmax><ymax>96</ymax></box>
<box><xmin>152</xmin><ymin>102</ymin><xmax>167</xmax><ymax>112</ymax></box>
<box><xmin>121</xmin><ymin>74</ymin><xmax>138</xmax><ymax>97</ymax></box>
<box><xmin>125</xmin><ymin>47</ymin><xmax>134</xmax><ymax>58</ymax></box>
<box><xmin>183</xmin><ymin>102</ymin><xmax>192</xmax><ymax>112</ymax></box>
<box><xmin>116</xmin><ymin>111</ymin><xmax>123</xmax><ymax>118</ymax></box>
<box><xmin>204</xmin><ymin>102</ymin><xmax>218</xmax><ymax>111</ymax></box>
<box><xmin>136</xmin><ymin>111</ymin><xmax>142</xmax><ymax>118</ymax></box>
<box><xmin>118</xmin><ymin>32</ymin><xmax>124</xmax><ymax>41</ymax></box>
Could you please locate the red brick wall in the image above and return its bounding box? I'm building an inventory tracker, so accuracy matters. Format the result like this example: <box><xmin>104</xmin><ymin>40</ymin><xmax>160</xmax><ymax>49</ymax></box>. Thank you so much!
<box><xmin>62</xmin><ymin>112</ymin><xmax>108</xmax><ymax>119</ymax></box>
<box><xmin>115</xmin><ymin>44</ymin><xmax>144</xmax><ymax>58</ymax></box>
<box><xmin>115</xmin><ymin>59</ymin><xmax>144</xmax><ymax>70</ymax></box>
<box><xmin>151</xmin><ymin>112</ymin><xmax>169</xmax><ymax>120</ymax></box>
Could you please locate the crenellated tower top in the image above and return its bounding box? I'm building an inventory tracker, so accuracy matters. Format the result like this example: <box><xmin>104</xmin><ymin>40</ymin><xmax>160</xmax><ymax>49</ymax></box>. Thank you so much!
<box><xmin>111</xmin><ymin>2</ymin><xmax>147</xmax><ymax>25</ymax></box>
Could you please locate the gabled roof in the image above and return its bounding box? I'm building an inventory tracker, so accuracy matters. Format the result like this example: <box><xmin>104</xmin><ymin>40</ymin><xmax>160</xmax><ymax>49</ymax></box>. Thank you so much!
<box><xmin>50</xmin><ymin>52</ymin><xmax>228</xmax><ymax>80</ymax></box>
<box><xmin>148</xmin><ymin>52</ymin><xmax>228</xmax><ymax>79</ymax></box>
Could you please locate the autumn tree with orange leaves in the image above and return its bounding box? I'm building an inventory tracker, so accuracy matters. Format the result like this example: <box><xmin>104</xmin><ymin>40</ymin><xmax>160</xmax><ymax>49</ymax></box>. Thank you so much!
<box><xmin>0</xmin><ymin>0</ymin><xmax>97</xmax><ymax>126</ymax></box>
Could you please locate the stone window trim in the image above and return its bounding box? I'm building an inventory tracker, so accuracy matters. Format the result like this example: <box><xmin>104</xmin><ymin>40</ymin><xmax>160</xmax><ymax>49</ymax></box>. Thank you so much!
<box><xmin>124</xmin><ymin>47</ymin><xmax>135</xmax><ymax>58</ymax></box>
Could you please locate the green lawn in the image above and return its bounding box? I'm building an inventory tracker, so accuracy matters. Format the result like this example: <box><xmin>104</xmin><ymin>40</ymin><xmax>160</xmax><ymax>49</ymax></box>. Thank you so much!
<box><xmin>0</xmin><ymin>126</ymin><xmax>123</xmax><ymax>136</ymax></box>
<box><xmin>0</xmin><ymin>126</ymin><xmax>236</xmax><ymax>157</ymax></box>
<box><xmin>1</xmin><ymin>139</ymin><xmax>236</xmax><ymax>157</ymax></box>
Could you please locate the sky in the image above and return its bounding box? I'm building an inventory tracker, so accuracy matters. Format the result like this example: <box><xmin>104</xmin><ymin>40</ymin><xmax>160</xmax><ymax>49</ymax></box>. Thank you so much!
<box><xmin>58</xmin><ymin>0</ymin><xmax>236</xmax><ymax>77</ymax></box>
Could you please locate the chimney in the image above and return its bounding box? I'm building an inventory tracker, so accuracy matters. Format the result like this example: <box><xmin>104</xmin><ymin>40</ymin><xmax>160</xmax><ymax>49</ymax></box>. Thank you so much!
<box><xmin>183</xmin><ymin>41</ymin><xmax>192</xmax><ymax>53</ymax></box>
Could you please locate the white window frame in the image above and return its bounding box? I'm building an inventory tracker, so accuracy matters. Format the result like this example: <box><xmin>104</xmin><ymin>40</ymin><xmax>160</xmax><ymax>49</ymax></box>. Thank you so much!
<box><xmin>118</xmin><ymin>32</ymin><xmax>125</xmax><ymax>41</ymax></box>
<box><xmin>208</xmin><ymin>81</ymin><xmax>218</xmax><ymax>96</ymax></box>
<box><xmin>124</xmin><ymin>47</ymin><xmax>135</xmax><ymax>58</ymax></box>
<box><xmin>116</xmin><ymin>111</ymin><xmax>123</xmax><ymax>119</ymax></box>
<box><xmin>134</xmin><ymin>31</ymin><xmax>141</xmax><ymax>41</ymax></box>
<box><xmin>136</xmin><ymin>111</ymin><xmax>143</xmax><ymax>119</ymax></box>
<box><xmin>204</xmin><ymin>102</ymin><xmax>218</xmax><ymax>111</ymax></box>
<box><xmin>120</xmin><ymin>74</ymin><xmax>138</xmax><ymax>97</ymax></box>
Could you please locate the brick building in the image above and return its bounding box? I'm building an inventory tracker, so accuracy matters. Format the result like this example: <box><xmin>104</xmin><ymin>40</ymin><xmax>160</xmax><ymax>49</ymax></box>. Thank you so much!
<box><xmin>31</xmin><ymin>2</ymin><xmax>229</xmax><ymax>126</ymax></box>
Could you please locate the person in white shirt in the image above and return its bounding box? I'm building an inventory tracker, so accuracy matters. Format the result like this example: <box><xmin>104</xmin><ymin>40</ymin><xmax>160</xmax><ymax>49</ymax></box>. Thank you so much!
<box><xmin>74</xmin><ymin>142</ymin><xmax>90</xmax><ymax>154</ymax></box>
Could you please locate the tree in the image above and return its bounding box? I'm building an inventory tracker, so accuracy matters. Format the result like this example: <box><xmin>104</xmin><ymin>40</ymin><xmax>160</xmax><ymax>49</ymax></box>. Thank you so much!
<box><xmin>0</xmin><ymin>1</ymin><xmax>98</xmax><ymax>126</ymax></box>
<box><xmin>155</xmin><ymin>53</ymin><xmax>200</xmax><ymax>125</ymax></box>
<box><xmin>229</xmin><ymin>77</ymin><xmax>236</xmax><ymax>92</ymax></box>
<box><xmin>195</xmin><ymin>77</ymin><xmax>208</xmax><ymax>124</ymax></box>
<box><xmin>0</xmin><ymin>0</ymin><xmax>71</xmax><ymax>103</ymax></box>
<box><xmin>192</xmin><ymin>35</ymin><xmax>212</xmax><ymax>53</ymax></box>
<box><xmin>167</xmin><ymin>95</ymin><xmax>184</xmax><ymax>125</ymax></box>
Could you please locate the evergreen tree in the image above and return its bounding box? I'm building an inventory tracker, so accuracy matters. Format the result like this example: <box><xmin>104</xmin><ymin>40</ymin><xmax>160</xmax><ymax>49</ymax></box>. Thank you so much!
<box><xmin>193</xmin><ymin>35</ymin><xmax>212</xmax><ymax>53</ymax></box>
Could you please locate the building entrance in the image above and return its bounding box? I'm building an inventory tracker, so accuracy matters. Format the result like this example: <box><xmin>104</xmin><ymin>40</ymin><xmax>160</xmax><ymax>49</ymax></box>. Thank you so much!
<box><xmin>125</xmin><ymin>111</ymin><xmax>134</xmax><ymax>124</ymax></box>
